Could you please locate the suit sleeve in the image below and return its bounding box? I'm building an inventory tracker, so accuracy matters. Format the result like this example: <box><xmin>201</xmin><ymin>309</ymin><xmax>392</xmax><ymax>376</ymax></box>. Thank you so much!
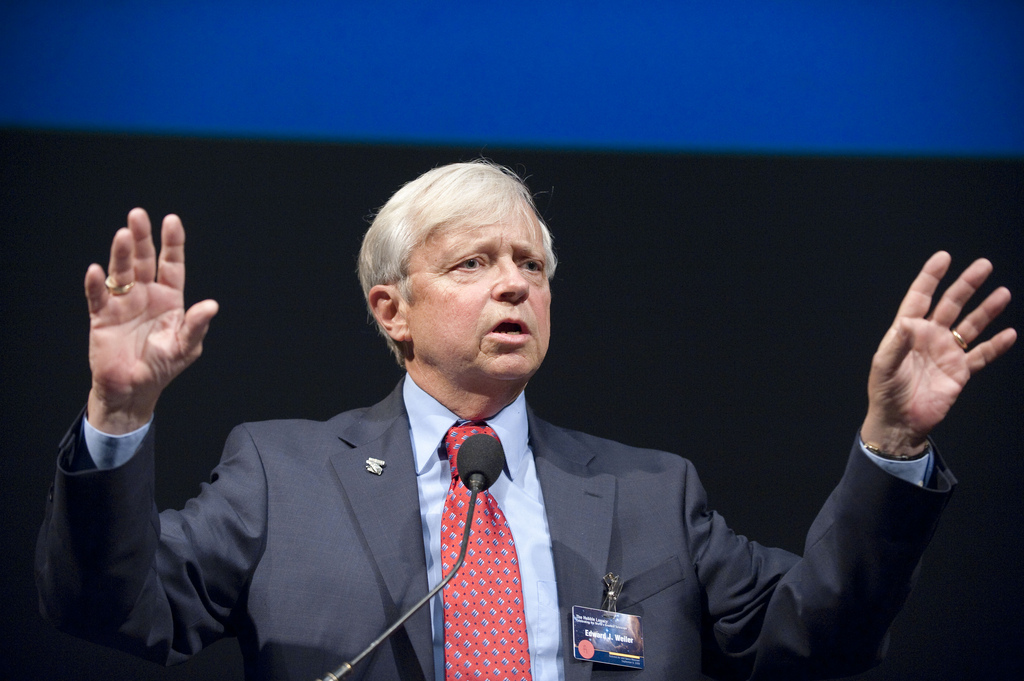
<box><xmin>692</xmin><ymin>439</ymin><xmax>955</xmax><ymax>680</ymax></box>
<box><xmin>36</xmin><ymin>415</ymin><xmax>269</xmax><ymax>665</ymax></box>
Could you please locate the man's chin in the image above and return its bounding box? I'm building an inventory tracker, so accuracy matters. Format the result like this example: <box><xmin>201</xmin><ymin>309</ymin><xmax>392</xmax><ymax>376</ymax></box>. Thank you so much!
<box><xmin>481</xmin><ymin>352</ymin><xmax>544</xmax><ymax>381</ymax></box>
<box><xmin>475</xmin><ymin>356</ymin><xmax>544</xmax><ymax>387</ymax></box>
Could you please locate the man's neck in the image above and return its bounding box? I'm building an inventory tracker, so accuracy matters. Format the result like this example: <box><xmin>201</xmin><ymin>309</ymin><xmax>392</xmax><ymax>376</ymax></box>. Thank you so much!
<box><xmin>404</xmin><ymin>366</ymin><xmax>526</xmax><ymax>420</ymax></box>
<box><xmin>403</xmin><ymin>376</ymin><xmax>531</xmax><ymax>481</ymax></box>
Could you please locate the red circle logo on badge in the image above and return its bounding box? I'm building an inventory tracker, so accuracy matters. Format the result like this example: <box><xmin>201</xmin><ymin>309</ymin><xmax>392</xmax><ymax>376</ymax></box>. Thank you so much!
<box><xmin>578</xmin><ymin>639</ymin><xmax>595</xmax><ymax>659</ymax></box>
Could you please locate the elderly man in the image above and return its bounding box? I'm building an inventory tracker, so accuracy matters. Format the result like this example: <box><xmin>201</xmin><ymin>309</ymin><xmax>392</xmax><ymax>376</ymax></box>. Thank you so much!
<box><xmin>37</xmin><ymin>161</ymin><xmax>1015</xmax><ymax>681</ymax></box>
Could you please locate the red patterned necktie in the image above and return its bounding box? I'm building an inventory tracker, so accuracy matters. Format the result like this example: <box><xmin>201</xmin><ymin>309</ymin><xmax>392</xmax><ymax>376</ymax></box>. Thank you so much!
<box><xmin>441</xmin><ymin>422</ymin><xmax>533</xmax><ymax>680</ymax></box>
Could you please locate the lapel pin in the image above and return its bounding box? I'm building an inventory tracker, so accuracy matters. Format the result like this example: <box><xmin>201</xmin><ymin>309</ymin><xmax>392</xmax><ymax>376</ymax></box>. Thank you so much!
<box><xmin>365</xmin><ymin>457</ymin><xmax>386</xmax><ymax>475</ymax></box>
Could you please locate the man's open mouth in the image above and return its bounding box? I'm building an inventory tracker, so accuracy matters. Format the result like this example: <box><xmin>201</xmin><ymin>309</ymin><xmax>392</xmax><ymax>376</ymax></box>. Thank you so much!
<box><xmin>493</xmin><ymin>322</ymin><xmax>524</xmax><ymax>335</ymax></box>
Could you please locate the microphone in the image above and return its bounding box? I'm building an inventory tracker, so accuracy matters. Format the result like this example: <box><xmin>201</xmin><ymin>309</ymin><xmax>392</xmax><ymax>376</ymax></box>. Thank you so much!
<box><xmin>315</xmin><ymin>434</ymin><xmax>506</xmax><ymax>681</ymax></box>
<box><xmin>457</xmin><ymin>433</ymin><xmax>505</xmax><ymax>493</ymax></box>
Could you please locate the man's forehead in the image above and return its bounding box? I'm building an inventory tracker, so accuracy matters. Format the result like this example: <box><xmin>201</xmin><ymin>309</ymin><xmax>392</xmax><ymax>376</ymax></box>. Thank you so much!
<box><xmin>421</xmin><ymin>217</ymin><xmax>545</xmax><ymax>251</ymax></box>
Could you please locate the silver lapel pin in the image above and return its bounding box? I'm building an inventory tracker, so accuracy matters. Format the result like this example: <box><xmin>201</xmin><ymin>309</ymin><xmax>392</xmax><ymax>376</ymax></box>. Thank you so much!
<box><xmin>365</xmin><ymin>457</ymin><xmax>386</xmax><ymax>475</ymax></box>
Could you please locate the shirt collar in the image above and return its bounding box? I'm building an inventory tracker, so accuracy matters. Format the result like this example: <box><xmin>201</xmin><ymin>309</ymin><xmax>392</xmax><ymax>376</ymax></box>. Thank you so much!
<box><xmin>403</xmin><ymin>374</ymin><xmax>529</xmax><ymax>481</ymax></box>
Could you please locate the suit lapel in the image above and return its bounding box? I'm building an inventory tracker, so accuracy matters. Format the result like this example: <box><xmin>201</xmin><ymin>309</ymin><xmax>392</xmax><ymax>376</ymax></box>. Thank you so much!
<box><xmin>529</xmin><ymin>413</ymin><xmax>617</xmax><ymax>681</ymax></box>
<box><xmin>328</xmin><ymin>386</ymin><xmax>434</xmax><ymax>680</ymax></box>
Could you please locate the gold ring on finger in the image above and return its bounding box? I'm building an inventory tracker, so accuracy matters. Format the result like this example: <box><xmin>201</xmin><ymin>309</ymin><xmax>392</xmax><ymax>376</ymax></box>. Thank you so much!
<box><xmin>105</xmin><ymin>275</ymin><xmax>136</xmax><ymax>296</ymax></box>
<box><xmin>950</xmin><ymin>328</ymin><xmax>969</xmax><ymax>352</ymax></box>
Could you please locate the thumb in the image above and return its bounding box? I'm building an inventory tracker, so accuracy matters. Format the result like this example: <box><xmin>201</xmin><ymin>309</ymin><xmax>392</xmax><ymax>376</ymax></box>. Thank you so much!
<box><xmin>872</xmin><ymin>318</ymin><xmax>915</xmax><ymax>382</ymax></box>
<box><xmin>180</xmin><ymin>299</ymin><xmax>220</xmax><ymax>358</ymax></box>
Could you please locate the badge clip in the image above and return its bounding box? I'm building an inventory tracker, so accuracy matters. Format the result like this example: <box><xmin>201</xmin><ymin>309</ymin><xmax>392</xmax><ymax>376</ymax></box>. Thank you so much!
<box><xmin>602</xmin><ymin>572</ymin><xmax>622</xmax><ymax>614</ymax></box>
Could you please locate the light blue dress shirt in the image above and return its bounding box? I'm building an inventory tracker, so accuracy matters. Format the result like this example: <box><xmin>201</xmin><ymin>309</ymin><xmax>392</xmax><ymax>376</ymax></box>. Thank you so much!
<box><xmin>402</xmin><ymin>375</ymin><xmax>563</xmax><ymax>681</ymax></box>
<box><xmin>81</xmin><ymin>379</ymin><xmax>932</xmax><ymax>681</ymax></box>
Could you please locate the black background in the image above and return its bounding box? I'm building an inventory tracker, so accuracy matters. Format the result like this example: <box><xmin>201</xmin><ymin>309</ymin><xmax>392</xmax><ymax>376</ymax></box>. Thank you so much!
<box><xmin>2</xmin><ymin>130</ymin><xmax>1021</xmax><ymax>679</ymax></box>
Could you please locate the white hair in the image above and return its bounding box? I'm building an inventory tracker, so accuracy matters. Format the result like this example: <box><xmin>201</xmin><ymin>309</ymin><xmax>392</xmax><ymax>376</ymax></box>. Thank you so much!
<box><xmin>358</xmin><ymin>160</ymin><xmax>557</xmax><ymax>364</ymax></box>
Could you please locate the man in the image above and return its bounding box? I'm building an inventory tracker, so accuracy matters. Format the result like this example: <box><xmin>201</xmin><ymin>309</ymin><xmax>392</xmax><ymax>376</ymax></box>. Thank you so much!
<box><xmin>37</xmin><ymin>161</ymin><xmax>1016</xmax><ymax>680</ymax></box>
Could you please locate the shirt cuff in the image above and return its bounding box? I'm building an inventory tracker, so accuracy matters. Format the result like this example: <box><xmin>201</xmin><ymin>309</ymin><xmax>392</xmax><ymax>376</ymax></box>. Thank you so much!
<box><xmin>82</xmin><ymin>415</ymin><xmax>153</xmax><ymax>469</ymax></box>
<box><xmin>859</xmin><ymin>438</ymin><xmax>934</xmax><ymax>487</ymax></box>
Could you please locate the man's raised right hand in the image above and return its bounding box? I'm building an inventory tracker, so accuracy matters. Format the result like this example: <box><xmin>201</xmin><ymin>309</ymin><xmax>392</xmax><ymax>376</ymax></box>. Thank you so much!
<box><xmin>84</xmin><ymin>208</ymin><xmax>219</xmax><ymax>434</ymax></box>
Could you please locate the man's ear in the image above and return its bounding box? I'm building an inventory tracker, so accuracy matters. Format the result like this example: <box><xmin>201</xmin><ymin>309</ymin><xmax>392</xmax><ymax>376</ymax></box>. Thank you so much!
<box><xmin>368</xmin><ymin>284</ymin><xmax>411</xmax><ymax>343</ymax></box>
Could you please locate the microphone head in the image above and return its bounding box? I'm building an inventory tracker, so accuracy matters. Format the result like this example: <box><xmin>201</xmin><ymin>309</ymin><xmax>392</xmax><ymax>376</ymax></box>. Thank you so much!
<box><xmin>457</xmin><ymin>433</ymin><xmax>506</xmax><ymax>492</ymax></box>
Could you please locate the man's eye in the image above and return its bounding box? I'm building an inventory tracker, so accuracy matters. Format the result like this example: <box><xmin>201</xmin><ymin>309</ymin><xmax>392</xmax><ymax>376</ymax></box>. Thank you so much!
<box><xmin>462</xmin><ymin>258</ymin><xmax>480</xmax><ymax>269</ymax></box>
<box><xmin>524</xmin><ymin>260</ymin><xmax>542</xmax><ymax>272</ymax></box>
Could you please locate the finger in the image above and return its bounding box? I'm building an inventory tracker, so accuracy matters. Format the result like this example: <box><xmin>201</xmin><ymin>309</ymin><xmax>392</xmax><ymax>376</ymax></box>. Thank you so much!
<box><xmin>126</xmin><ymin>208</ymin><xmax>157</xmax><ymax>283</ymax></box>
<box><xmin>950</xmin><ymin>286</ymin><xmax>1012</xmax><ymax>344</ymax></box>
<box><xmin>179</xmin><ymin>299</ymin><xmax>220</xmax><ymax>357</ymax></box>
<box><xmin>156</xmin><ymin>214</ymin><xmax>187</xmax><ymax>291</ymax></box>
<box><xmin>894</xmin><ymin>251</ymin><xmax>952</xmax><ymax>320</ymax></box>
<box><xmin>84</xmin><ymin>263</ymin><xmax>109</xmax><ymax>315</ymax></box>
<box><xmin>930</xmin><ymin>258</ymin><xmax>994</xmax><ymax>327</ymax></box>
<box><xmin>106</xmin><ymin>226</ymin><xmax>136</xmax><ymax>288</ymax></box>
<box><xmin>966</xmin><ymin>327</ymin><xmax>1018</xmax><ymax>375</ymax></box>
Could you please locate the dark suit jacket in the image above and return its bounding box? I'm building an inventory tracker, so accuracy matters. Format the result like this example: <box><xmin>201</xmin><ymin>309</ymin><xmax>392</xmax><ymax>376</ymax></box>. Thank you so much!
<box><xmin>37</xmin><ymin>384</ymin><xmax>955</xmax><ymax>680</ymax></box>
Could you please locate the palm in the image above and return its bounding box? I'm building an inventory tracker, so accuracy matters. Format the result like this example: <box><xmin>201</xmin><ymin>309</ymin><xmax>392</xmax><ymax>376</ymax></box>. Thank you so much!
<box><xmin>90</xmin><ymin>281</ymin><xmax>186</xmax><ymax>394</ymax></box>
<box><xmin>878</xmin><ymin>318</ymin><xmax>969</xmax><ymax>434</ymax></box>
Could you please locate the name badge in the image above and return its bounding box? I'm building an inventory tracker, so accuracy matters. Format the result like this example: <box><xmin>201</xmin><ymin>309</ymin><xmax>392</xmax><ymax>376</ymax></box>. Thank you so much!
<box><xmin>571</xmin><ymin>605</ymin><xmax>644</xmax><ymax>669</ymax></box>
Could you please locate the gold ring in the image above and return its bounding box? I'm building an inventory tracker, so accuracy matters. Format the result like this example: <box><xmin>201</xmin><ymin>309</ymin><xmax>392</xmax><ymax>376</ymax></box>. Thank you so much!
<box><xmin>951</xmin><ymin>328</ymin><xmax>969</xmax><ymax>351</ymax></box>
<box><xmin>105</xmin><ymin>275</ymin><xmax>136</xmax><ymax>296</ymax></box>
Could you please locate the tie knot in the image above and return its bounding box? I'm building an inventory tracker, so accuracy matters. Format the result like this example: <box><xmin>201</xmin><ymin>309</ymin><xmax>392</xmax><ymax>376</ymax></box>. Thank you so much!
<box><xmin>444</xmin><ymin>421</ymin><xmax>499</xmax><ymax>480</ymax></box>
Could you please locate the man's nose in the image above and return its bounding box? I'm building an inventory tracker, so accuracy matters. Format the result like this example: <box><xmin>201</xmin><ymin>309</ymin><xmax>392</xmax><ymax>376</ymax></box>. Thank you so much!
<box><xmin>493</xmin><ymin>259</ymin><xmax>530</xmax><ymax>302</ymax></box>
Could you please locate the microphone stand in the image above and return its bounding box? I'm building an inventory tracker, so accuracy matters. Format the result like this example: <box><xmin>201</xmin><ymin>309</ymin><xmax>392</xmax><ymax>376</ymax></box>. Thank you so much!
<box><xmin>315</xmin><ymin>481</ymin><xmax>483</xmax><ymax>681</ymax></box>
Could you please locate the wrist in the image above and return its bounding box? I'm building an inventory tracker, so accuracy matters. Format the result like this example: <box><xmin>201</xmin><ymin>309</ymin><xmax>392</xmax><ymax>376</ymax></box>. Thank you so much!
<box><xmin>860</xmin><ymin>435</ymin><xmax>931</xmax><ymax>461</ymax></box>
<box><xmin>859</xmin><ymin>412</ymin><xmax>929</xmax><ymax>459</ymax></box>
<box><xmin>87</xmin><ymin>388</ymin><xmax>155</xmax><ymax>435</ymax></box>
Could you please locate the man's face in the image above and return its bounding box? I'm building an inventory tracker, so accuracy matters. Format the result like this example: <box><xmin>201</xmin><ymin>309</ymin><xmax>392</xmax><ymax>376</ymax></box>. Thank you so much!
<box><xmin>393</xmin><ymin>216</ymin><xmax>551</xmax><ymax>410</ymax></box>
